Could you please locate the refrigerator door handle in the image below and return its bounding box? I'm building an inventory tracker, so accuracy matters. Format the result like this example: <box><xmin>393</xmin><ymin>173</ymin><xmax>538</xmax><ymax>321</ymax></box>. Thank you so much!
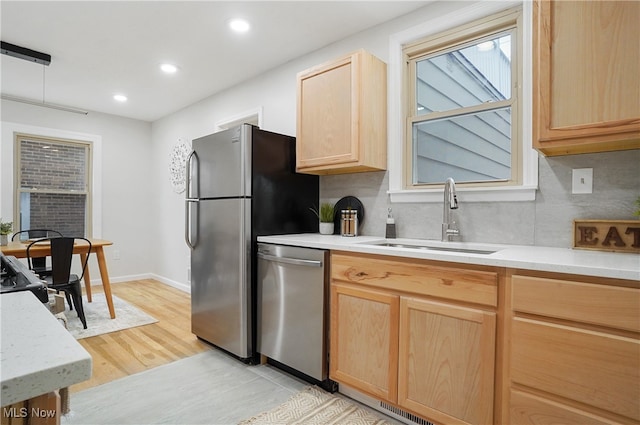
<box><xmin>185</xmin><ymin>199</ymin><xmax>199</xmax><ymax>249</ymax></box>
<box><xmin>185</xmin><ymin>150</ymin><xmax>200</xmax><ymax>249</ymax></box>
<box><xmin>185</xmin><ymin>150</ymin><xmax>199</xmax><ymax>199</ymax></box>
<box><xmin>257</xmin><ymin>252</ymin><xmax>322</xmax><ymax>268</ymax></box>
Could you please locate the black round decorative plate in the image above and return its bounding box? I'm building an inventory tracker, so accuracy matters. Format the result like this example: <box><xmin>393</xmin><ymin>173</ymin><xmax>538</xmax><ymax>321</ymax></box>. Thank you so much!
<box><xmin>333</xmin><ymin>196</ymin><xmax>365</xmax><ymax>234</ymax></box>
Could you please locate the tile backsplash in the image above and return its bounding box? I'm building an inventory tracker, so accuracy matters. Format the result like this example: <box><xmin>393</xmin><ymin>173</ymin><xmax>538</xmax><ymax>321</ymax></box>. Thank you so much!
<box><xmin>321</xmin><ymin>149</ymin><xmax>640</xmax><ymax>248</ymax></box>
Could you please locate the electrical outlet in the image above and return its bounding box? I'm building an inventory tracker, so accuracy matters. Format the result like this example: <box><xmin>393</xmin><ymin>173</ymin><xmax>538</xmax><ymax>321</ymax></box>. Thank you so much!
<box><xmin>113</xmin><ymin>249</ymin><xmax>120</xmax><ymax>260</ymax></box>
<box><xmin>572</xmin><ymin>168</ymin><xmax>593</xmax><ymax>194</ymax></box>
<box><xmin>187</xmin><ymin>268</ymin><xmax>191</xmax><ymax>282</ymax></box>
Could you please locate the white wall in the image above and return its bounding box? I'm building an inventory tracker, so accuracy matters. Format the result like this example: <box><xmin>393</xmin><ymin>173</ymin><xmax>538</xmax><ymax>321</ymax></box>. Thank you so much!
<box><xmin>151</xmin><ymin>0</ymin><xmax>639</xmax><ymax>290</ymax></box>
<box><xmin>1</xmin><ymin>1</ymin><xmax>494</xmax><ymax>289</ymax></box>
<box><xmin>1</xmin><ymin>100</ymin><xmax>155</xmax><ymax>282</ymax></box>
<box><xmin>149</xmin><ymin>1</ymin><xmax>462</xmax><ymax>289</ymax></box>
<box><xmin>3</xmin><ymin>1</ymin><xmax>636</xmax><ymax>290</ymax></box>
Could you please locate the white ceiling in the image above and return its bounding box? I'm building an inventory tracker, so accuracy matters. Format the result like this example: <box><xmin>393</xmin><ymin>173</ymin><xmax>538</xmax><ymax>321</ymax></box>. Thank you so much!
<box><xmin>1</xmin><ymin>1</ymin><xmax>429</xmax><ymax>122</ymax></box>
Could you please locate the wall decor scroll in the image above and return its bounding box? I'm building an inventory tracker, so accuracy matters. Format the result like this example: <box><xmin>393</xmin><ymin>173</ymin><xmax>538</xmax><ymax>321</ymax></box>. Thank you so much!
<box><xmin>169</xmin><ymin>138</ymin><xmax>191</xmax><ymax>194</ymax></box>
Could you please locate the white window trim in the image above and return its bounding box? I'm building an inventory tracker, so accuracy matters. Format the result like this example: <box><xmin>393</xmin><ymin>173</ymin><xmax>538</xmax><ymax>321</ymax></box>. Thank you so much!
<box><xmin>387</xmin><ymin>0</ymin><xmax>537</xmax><ymax>203</ymax></box>
<box><xmin>1</xmin><ymin>122</ymin><xmax>103</xmax><ymax>238</ymax></box>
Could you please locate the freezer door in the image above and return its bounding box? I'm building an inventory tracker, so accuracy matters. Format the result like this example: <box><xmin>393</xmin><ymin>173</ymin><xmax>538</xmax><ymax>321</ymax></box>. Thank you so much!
<box><xmin>191</xmin><ymin>198</ymin><xmax>252</xmax><ymax>358</ymax></box>
<box><xmin>192</xmin><ymin>125</ymin><xmax>251</xmax><ymax>199</ymax></box>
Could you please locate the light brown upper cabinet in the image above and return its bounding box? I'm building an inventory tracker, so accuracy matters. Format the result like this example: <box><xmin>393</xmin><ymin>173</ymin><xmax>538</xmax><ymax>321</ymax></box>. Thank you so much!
<box><xmin>533</xmin><ymin>0</ymin><xmax>640</xmax><ymax>156</ymax></box>
<box><xmin>296</xmin><ymin>50</ymin><xmax>387</xmax><ymax>174</ymax></box>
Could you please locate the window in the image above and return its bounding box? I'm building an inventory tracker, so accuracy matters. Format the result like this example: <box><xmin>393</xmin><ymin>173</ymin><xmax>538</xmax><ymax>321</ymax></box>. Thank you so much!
<box><xmin>405</xmin><ymin>8</ymin><xmax>521</xmax><ymax>189</ymax></box>
<box><xmin>388</xmin><ymin>2</ymin><xmax>536</xmax><ymax>203</ymax></box>
<box><xmin>15</xmin><ymin>134</ymin><xmax>92</xmax><ymax>237</ymax></box>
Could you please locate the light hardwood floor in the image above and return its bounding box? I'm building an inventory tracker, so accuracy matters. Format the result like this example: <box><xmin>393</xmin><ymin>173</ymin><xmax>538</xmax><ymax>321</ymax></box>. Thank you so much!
<box><xmin>65</xmin><ymin>280</ymin><xmax>404</xmax><ymax>425</ymax></box>
<box><xmin>71</xmin><ymin>279</ymin><xmax>209</xmax><ymax>393</ymax></box>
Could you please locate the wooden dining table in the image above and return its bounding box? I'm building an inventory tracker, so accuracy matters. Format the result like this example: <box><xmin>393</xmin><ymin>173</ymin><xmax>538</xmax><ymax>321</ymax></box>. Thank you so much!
<box><xmin>0</xmin><ymin>238</ymin><xmax>117</xmax><ymax>319</ymax></box>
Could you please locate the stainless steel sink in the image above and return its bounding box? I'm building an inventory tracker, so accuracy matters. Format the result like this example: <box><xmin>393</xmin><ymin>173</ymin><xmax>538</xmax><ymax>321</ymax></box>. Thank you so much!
<box><xmin>361</xmin><ymin>240</ymin><xmax>498</xmax><ymax>255</ymax></box>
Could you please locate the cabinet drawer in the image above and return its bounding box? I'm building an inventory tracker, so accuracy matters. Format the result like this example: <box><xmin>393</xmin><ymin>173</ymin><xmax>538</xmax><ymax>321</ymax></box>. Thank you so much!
<box><xmin>512</xmin><ymin>275</ymin><xmax>640</xmax><ymax>332</ymax></box>
<box><xmin>511</xmin><ymin>318</ymin><xmax>640</xmax><ymax>421</ymax></box>
<box><xmin>331</xmin><ymin>252</ymin><xmax>498</xmax><ymax>306</ymax></box>
<box><xmin>510</xmin><ymin>390</ymin><xmax>625</xmax><ymax>425</ymax></box>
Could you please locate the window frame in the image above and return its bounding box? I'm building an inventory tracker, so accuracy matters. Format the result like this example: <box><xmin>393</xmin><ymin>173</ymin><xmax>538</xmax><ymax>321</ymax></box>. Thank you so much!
<box><xmin>388</xmin><ymin>1</ymin><xmax>537</xmax><ymax>203</ymax></box>
<box><xmin>14</xmin><ymin>133</ymin><xmax>94</xmax><ymax>237</ymax></box>
<box><xmin>406</xmin><ymin>21</ymin><xmax>519</xmax><ymax>188</ymax></box>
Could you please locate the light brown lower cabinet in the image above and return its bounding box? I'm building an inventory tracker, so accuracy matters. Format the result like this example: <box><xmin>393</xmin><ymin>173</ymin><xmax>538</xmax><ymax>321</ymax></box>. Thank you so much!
<box><xmin>397</xmin><ymin>297</ymin><xmax>496</xmax><ymax>425</ymax></box>
<box><xmin>330</xmin><ymin>283</ymin><xmax>399</xmax><ymax>402</ymax></box>
<box><xmin>330</xmin><ymin>252</ymin><xmax>499</xmax><ymax>425</ymax></box>
<box><xmin>329</xmin><ymin>253</ymin><xmax>639</xmax><ymax>424</ymax></box>
<box><xmin>506</xmin><ymin>273</ymin><xmax>640</xmax><ymax>425</ymax></box>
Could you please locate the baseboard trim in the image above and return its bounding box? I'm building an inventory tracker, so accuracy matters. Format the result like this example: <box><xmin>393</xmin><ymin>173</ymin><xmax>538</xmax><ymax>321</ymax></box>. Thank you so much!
<box><xmin>101</xmin><ymin>273</ymin><xmax>153</xmax><ymax>284</ymax></box>
<box><xmin>90</xmin><ymin>273</ymin><xmax>190</xmax><ymax>293</ymax></box>
<box><xmin>149</xmin><ymin>274</ymin><xmax>190</xmax><ymax>293</ymax></box>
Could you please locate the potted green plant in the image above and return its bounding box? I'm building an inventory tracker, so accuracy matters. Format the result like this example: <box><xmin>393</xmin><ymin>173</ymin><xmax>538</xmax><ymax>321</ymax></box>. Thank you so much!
<box><xmin>311</xmin><ymin>203</ymin><xmax>335</xmax><ymax>235</ymax></box>
<box><xmin>0</xmin><ymin>218</ymin><xmax>13</xmax><ymax>246</ymax></box>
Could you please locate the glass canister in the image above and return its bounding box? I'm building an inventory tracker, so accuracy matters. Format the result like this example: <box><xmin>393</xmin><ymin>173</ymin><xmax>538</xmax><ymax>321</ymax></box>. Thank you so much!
<box><xmin>340</xmin><ymin>209</ymin><xmax>358</xmax><ymax>237</ymax></box>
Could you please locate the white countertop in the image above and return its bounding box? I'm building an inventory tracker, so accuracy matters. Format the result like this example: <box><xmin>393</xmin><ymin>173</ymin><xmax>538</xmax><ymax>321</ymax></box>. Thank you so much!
<box><xmin>0</xmin><ymin>291</ymin><xmax>92</xmax><ymax>406</ymax></box>
<box><xmin>258</xmin><ymin>234</ymin><xmax>640</xmax><ymax>281</ymax></box>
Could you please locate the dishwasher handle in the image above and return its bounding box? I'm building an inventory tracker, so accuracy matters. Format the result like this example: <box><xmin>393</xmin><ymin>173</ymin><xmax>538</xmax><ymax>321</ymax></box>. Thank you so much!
<box><xmin>257</xmin><ymin>252</ymin><xmax>322</xmax><ymax>268</ymax></box>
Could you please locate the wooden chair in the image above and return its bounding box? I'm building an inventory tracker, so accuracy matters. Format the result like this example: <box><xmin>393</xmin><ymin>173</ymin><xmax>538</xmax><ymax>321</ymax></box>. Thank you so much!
<box><xmin>27</xmin><ymin>237</ymin><xmax>92</xmax><ymax>329</ymax></box>
<box><xmin>12</xmin><ymin>229</ymin><xmax>63</xmax><ymax>276</ymax></box>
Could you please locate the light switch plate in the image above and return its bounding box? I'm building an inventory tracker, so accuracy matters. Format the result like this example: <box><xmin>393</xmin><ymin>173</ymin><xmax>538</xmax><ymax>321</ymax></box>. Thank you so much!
<box><xmin>572</xmin><ymin>168</ymin><xmax>593</xmax><ymax>194</ymax></box>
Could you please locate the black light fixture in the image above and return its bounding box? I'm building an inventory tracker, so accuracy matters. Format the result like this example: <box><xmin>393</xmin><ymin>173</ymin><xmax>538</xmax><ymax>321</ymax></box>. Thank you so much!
<box><xmin>1</xmin><ymin>41</ymin><xmax>51</xmax><ymax>66</ymax></box>
<box><xmin>0</xmin><ymin>40</ymin><xmax>88</xmax><ymax>114</ymax></box>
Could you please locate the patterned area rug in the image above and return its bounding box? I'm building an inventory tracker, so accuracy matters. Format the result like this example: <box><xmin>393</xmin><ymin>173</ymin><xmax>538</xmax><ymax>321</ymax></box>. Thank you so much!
<box><xmin>238</xmin><ymin>386</ymin><xmax>393</xmax><ymax>425</ymax></box>
<box><xmin>64</xmin><ymin>293</ymin><xmax>158</xmax><ymax>339</ymax></box>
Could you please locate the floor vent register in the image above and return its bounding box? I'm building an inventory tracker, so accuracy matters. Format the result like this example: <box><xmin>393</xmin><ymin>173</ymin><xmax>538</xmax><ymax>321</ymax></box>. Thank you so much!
<box><xmin>379</xmin><ymin>402</ymin><xmax>434</xmax><ymax>425</ymax></box>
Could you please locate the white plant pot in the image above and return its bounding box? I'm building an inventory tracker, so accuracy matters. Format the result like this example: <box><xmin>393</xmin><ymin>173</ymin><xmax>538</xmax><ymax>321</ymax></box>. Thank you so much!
<box><xmin>0</xmin><ymin>234</ymin><xmax>7</xmax><ymax>246</ymax></box>
<box><xmin>319</xmin><ymin>222</ymin><xmax>334</xmax><ymax>235</ymax></box>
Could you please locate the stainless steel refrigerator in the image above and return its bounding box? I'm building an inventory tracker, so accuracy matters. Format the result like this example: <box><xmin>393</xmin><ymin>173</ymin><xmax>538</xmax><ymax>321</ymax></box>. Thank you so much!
<box><xmin>185</xmin><ymin>124</ymin><xmax>318</xmax><ymax>362</ymax></box>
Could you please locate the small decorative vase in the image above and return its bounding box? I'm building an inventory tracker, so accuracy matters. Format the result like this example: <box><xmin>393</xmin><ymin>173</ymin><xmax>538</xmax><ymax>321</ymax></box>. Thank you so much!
<box><xmin>0</xmin><ymin>234</ymin><xmax>8</xmax><ymax>246</ymax></box>
<box><xmin>319</xmin><ymin>222</ymin><xmax>334</xmax><ymax>235</ymax></box>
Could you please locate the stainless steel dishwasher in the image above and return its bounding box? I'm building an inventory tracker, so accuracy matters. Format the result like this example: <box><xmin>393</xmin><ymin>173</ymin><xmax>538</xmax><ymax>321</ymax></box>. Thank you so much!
<box><xmin>257</xmin><ymin>243</ymin><xmax>335</xmax><ymax>391</ymax></box>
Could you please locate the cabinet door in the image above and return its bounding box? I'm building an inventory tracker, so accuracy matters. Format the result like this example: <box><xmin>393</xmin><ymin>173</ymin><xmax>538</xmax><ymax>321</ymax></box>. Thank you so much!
<box><xmin>297</xmin><ymin>54</ymin><xmax>358</xmax><ymax>169</ymax></box>
<box><xmin>296</xmin><ymin>50</ymin><xmax>387</xmax><ymax>174</ymax></box>
<box><xmin>330</xmin><ymin>283</ymin><xmax>399</xmax><ymax>402</ymax></box>
<box><xmin>533</xmin><ymin>0</ymin><xmax>640</xmax><ymax>155</ymax></box>
<box><xmin>398</xmin><ymin>297</ymin><xmax>496</xmax><ymax>425</ymax></box>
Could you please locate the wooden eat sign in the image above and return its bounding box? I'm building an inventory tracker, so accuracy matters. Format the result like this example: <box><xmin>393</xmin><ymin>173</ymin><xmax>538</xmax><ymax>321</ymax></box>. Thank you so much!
<box><xmin>573</xmin><ymin>220</ymin><xmax>640</xmax><ymax>253</ymax></box>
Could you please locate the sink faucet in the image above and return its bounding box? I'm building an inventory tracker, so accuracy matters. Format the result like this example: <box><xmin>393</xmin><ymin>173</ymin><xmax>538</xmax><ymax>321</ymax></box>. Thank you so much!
<box><xmin>442</xmin><ymin>177</ymin><xmax>459</xmax><ymax>242</ymax></box>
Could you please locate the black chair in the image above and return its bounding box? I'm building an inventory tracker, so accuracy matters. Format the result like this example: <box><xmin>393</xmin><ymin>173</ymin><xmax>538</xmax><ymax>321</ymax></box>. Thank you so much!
<box><xmin>27</xmin><ymin>237</ymin><xmax>92</xmax><ymax>329</ymax></box>
<box><xmin>12</xmin><ymin>229</ymin><xmax>63</xmax><ymax>276</ymax></box>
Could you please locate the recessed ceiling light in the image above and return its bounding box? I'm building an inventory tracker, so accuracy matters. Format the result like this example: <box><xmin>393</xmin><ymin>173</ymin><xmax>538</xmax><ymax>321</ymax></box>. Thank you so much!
<box><xmin>160</xmin><ymin>63</ymin><xmax>178</xmax><ymax>74</ymax></box>
<box><xmin>229</xmin><ymin>18</ymin><xmax>250</xmax><ymax>33</ymax></box>
<box><xmin>113</xmin><ymin>94</ymin><xmax>128</xmax><ymax>102</ymax></box>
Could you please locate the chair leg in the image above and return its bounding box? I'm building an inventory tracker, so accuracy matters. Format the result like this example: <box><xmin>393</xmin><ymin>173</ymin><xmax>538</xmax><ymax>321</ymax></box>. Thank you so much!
<box><xmin>69</xmin><ymin>282</ymin><xmax>87</xmax><ymax>329</ymax></box>
<box><xmin>64</xmin><ymin>291</ymin><xmax>74</xmax><ymax>311</ymax></box>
